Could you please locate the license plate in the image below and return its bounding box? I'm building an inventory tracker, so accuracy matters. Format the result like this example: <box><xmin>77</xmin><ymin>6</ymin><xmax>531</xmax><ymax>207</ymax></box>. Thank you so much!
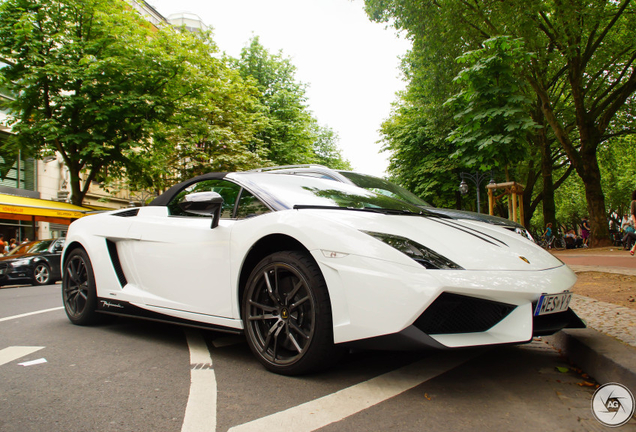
<box><xmin>534</xmin><ymin>292</ymin><xmax>572</xmax><ymax>316</ymax></box>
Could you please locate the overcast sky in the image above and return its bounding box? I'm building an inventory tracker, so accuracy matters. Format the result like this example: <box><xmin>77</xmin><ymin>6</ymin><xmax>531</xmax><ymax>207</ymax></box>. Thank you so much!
<box><xmin>147</xmin><ymin>0</ymin><xmax>411</xmax><ymax>177</ymax></box>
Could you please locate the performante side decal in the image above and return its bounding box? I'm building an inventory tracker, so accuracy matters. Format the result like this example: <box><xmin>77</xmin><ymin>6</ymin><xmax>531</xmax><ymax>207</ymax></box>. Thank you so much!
<box><xmin>94</xmin><ymin>298</ymin><xmax>243</xmax><ymax>335</ymax></box>
<box><xmin>100</xmin><ymin>300</ymin><xmax>125</xmax><ymax>309</ymax></box>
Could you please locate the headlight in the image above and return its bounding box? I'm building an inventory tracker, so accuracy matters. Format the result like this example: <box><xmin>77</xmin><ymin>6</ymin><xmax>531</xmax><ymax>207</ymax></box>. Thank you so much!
<box><xmin>9</xmin><ymin>258</ymin><xmax>32</xmax><ymax>267</ymax></box>
<box><xmin>363</xmin><ymin>231</ymin><xmax>463</xmax><ymax>270</ymax></box>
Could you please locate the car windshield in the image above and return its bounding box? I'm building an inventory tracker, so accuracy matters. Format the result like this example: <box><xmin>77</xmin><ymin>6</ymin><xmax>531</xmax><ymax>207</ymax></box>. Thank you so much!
<box><xmin>233</xmin><ymin>172</ymin><xmax>427</xmax><ymax>214</ymax></box>
<box><xmin>337</xmin><ymin>171</ymin><xmax>432</xmax><ymax>207</ymax></box>
<box><xmin>6</xmin><ymin>242</ymin><xmax>35</xmax><ymax>256</ymax></box>
<box><xmin>23</xmin><ymin>240</ymin><xmax>53</xmax><ymax>254</ymax></box>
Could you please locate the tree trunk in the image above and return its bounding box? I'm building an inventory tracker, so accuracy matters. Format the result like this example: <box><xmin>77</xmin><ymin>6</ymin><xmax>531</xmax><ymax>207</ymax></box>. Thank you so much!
<box><xmin>69</xmin><ymin>171</ymin><xmax>85</xmax><ymax>207</ymax></box>
<box><xmin>578</xmin><ymin>153</ymin><xmax>611</xmax><ymax>247</ymax></box>
<box><xmin>532</xmin><ymin>81</ymin><xmax>611</xmax><ymax>247</ymax></box>
<box><xmin>539</xmin><ymin>139</ymin><xmax>557</xmax><ymax>232</ymax></box>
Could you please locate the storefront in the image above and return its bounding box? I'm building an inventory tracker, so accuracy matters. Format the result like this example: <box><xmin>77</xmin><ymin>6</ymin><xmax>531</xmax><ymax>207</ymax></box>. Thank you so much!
<box><xmin>0</xmin><ymin>193</ymin><xmax>91</xmax><ymax>245</ymax></box>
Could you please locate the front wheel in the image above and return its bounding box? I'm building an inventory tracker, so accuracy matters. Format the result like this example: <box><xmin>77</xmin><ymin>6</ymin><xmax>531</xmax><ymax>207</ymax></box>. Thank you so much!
<box><xmin>32</xmin><ymin>263</ymin><xmax>51</xmax><ymax>286</ymax></box>
<box><xmin>62</xmin><ymin>248</ymin><xmax>102</xmax><ymax>325</ymax></box>
<box><xmin>243</xmin><ymin>251</ymin><xmax>340</xmax><ymax>375</ymax></box>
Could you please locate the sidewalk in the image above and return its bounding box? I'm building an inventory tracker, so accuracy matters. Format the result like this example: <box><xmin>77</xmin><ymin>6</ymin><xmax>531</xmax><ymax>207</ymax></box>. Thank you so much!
<box><xmin>546</xmin><ymin>247</ymin><xmax>636</xmax><ymax>391</ymax></box>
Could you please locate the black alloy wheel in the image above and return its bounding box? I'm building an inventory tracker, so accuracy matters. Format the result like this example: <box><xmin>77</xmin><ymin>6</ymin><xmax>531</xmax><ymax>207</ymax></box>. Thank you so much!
<box><xmin>243</xmin><ymin>251</ymin><xmax>340</xmax><ymax>375</ymax></box>
<box><xmin>32</xmin><ymin>263</ymin><xmax>51</xmax><ymax>286</ymax></box>
<box><xmin>62</xmin><ymin>248</ymin><xmax>101</xmax><ymax>325</ymax></box>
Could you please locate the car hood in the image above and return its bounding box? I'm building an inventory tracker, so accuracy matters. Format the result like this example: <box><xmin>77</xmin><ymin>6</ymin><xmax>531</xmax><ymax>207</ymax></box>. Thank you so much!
<box><xmin>0</xmin><ymin>253</ymin><xmax>42</xmax><ymax>262</ymax></box>
<box><xmin>302</xmin><ymin>210</ymin><xmax>561</xmax><ymax>272</ymax></box>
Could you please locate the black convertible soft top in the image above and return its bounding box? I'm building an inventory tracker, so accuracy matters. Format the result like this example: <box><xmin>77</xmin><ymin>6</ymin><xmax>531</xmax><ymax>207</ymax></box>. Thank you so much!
<box><xmin>148</xmin><ymin>172</ymin><xmax>228</xmax><ymax>207</ymax></box>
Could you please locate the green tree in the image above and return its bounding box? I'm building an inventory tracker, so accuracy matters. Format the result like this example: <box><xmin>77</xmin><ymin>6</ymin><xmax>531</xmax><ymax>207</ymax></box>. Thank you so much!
<box><xmin>232</xmin><ymin>37</ymin><xmax>315</xmax><ymax>165</ymax></box>
<box><xmin>380</xmin><ymin>102</ymin><xmax>461</xmax><ymax>209</ymax></box>
<box><xmin>231</xmin><ymin>37</ymin><xmax>350</xmax><ymax>170</ymax></box>
<box><xmin>126</xmin><ymin>31</ymin><xmax>270</xmax><ymax>194</ymax></box>
<box><xmin>311</xmin><ymin>123</ymin><xmax>351</xmax><ymax>170</ymax></box>
<box><xmin>446</xmin><ymin>36</ymin><xmax>535</xmax><ymax>173</ymax></box>
<box><xmin>365</xmin><ymin>0</ymin><xmax>636</xmax><ymax>245</ymax></box>
<box><xmin>0</xmin><ymin>0</ymin><xmax>201</xmax><ymax>205</ymax></box>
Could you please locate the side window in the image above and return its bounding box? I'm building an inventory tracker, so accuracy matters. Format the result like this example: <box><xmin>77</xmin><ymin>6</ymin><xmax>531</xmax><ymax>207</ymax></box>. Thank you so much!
<box><xmin>236</xmin><ymin>190</ymin><xmax>271</xmax><ymax>219</ymax></box>
<box><xmin>168</xmin><ymin>179</ymin><xmax>241</xmax><ymax>218</ymax></box>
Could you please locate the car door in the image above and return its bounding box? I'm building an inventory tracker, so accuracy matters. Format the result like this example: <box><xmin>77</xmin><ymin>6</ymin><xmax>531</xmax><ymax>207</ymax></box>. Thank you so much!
<box><xmin>125</xmin><ymin>179</ymin><xmax>242</xmax><ymax>319</ymax></box>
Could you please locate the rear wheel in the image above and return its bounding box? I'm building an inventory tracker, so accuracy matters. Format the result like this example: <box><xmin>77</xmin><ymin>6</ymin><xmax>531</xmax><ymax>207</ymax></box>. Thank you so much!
<box><xmin>32</xmin><ymin>263</ymin><xmax>51</xmax><ymax>286</ymax></box>
<box><xmin>62</xmin><ymin>248</ymin><xmax>102</xmax><ymax>325</ymax></box>
<box><xmin>243</xmin><ymin>251</ymin><xmax>340</xmax><ymax>375</ymax></box>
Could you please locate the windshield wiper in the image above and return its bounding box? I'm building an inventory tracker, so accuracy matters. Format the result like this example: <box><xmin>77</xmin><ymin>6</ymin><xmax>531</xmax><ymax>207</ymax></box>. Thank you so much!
<box><xmin>362</xmin><ymin>206</ymin><xmax>425</xmax><ymax>216</ymax></box>
<box><xmin>293</xmin><ymin>205</ymin><xmax>425</xmax><ymax>216</ymax></box>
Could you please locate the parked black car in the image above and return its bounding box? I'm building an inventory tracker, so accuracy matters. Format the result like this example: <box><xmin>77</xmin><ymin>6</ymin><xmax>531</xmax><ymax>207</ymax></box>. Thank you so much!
<box><xmin>0</xmin><ymin>238</ymin><xmax>66</xmax><ymax>286</ymax></box>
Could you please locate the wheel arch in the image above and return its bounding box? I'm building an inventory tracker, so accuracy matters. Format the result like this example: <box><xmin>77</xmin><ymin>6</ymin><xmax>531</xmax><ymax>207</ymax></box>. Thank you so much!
<box><xmin>238</xmin><ymin>234</ymin><xmax>315</xmax><ymax>317</ymax></box>
<box><xmin>62</xmin><ymin>241</ymin><xmax>86</xmax><ymax>267</ymax></box>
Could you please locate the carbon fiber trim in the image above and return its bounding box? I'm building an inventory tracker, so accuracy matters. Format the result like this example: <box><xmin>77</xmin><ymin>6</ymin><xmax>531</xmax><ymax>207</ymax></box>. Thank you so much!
<box><xmin>96</xmin><ymin>297</ymin><xmax>243</xmax><ymax>335</ymax></box>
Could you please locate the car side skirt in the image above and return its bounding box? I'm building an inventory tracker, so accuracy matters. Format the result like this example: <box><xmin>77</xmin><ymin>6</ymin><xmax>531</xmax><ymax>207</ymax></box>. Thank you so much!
<box><xmin>96</xmin><ymin>297</ymin><xmax>244</xmax><ymax>335</ymax></box>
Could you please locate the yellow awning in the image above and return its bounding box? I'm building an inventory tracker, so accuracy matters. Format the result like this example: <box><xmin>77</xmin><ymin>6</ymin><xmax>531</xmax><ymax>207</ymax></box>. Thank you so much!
<box><xmin>0</xmin><ymin>193</ymin><xmax>92</xmax><ymax>223</ymax></box>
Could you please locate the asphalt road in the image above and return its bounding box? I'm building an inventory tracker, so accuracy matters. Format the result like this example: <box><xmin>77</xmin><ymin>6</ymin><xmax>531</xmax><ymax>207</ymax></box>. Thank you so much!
<box><xmin>0</xmin><ymin>283</ymin><xmax>611</xmax><ymax>432</ymax></box>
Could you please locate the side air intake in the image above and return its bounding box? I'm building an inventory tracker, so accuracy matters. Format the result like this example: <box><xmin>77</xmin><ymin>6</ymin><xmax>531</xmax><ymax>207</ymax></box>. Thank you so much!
<box><xmin>113</xmin><ymin>209</ymin><xmax>139</xmax><ymax>217</ymax></box>
<box><xmin>106</xmin><ymin>240</ymin><xmax>128</xmax><ymax>287</ymax></box>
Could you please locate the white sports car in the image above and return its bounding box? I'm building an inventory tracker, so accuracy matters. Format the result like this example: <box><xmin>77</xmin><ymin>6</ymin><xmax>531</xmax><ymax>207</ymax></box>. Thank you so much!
<box><xmin>62</xmin><ymin>172</ymin><xmax>584</xmax><ymax>375</ymax></box>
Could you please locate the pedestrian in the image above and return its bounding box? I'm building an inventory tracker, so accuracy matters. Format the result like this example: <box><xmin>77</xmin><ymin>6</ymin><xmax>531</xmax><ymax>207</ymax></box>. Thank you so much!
<box><xmin>581</xmin><ymin>216</ymin><xmax>591</xmax><ymax>247</ymax></box>
<box><xmin>622</xmin><ymin>212</ymin><xmax>635</xmax><ymax>250</ymax></box>
<box><xmin>543</xmin><ymin>223</ymin><xmax>553</xmax><ymax>248</ymax></box>
<box><xmin>0</xmin><ymin>234</ymin><xmax>5</xmax><ymax>255</ymax></box>
<box><xmin>565</xmin><ymin>229</ymin><xmax>581</xmax><ymax>249</ymax></box>
<box><xmin>629</xmin><ymin>190</ymin><xmax>636</xmax><ymax>257</ymax></box>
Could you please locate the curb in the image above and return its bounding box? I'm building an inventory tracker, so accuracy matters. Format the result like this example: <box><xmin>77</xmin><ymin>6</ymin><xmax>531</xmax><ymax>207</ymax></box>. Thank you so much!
<box><xmin>545</xmin><ymin>328</ymin><xmax>636</xmax><ymax>391</ymax></box>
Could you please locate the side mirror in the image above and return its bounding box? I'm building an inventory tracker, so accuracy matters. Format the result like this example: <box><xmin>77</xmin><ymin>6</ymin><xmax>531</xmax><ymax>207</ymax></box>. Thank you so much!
<box><xmin>178</xmin><ymin>192</ymin><xmax>224</xmax><ymax>229</ymax></box>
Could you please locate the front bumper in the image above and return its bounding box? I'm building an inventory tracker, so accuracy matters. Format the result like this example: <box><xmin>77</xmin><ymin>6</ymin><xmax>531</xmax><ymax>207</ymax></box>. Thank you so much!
<box><xmin>313</xmin><ymin>251</ymin><xmax>578</xmax><ymax>348</ymax></box>
<box><xmin>345</xmin><ymin>306</ymin><xmax>585</xmax><ymax>351</ymax></box>
<box><xmin>0</xmin><ymin>264</ymin><xmax>33</xmax><ymax>286</ymax></box>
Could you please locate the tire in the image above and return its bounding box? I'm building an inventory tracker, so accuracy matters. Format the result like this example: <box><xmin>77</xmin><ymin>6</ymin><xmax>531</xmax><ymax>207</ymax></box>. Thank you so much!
<box><xmin>62</xmin><ymin>248</ymin><xmax>103</xmax><ymax>326</ymax></box>
<box><xmin>243</xmin><ymin>251</ymin><xmax>341</xmax><ymax>375</ymax></box>
<box><xmin>32</xmin><ymin>263</ymin><xmax>51</xmax><ymax>286</ymax></box>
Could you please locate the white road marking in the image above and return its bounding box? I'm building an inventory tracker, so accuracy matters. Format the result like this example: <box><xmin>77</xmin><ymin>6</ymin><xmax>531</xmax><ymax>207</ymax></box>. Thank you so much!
<box><xmin>18</xmin><ymin>358</ymin><xmax>47</xmax><ymax>366</ymax></box>
<box><xmin>181</xmin><ymin>330</ymin><xmax>217</xmax><ymax>432</ymax></box>
<box><xmin>228</xmin><ymin>351</ymin><xmax>479</xmax><ymax>432</ymax></box>
<box><xmin>0</xmin><ymin>346</ymin><xmax>45</xmax><ymax>367</ymax></box>
<box><xmin>0</xmin><ymin>306</ymin><xmax>64</xmax><ymax>323</ymax></box>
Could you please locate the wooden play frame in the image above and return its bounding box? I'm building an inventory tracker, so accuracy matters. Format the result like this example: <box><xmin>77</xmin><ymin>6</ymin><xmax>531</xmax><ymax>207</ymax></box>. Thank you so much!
<box><xmin>486</xmin><ymin>181</ymin><xmax>525</xmax><ymax>226</ymax></box>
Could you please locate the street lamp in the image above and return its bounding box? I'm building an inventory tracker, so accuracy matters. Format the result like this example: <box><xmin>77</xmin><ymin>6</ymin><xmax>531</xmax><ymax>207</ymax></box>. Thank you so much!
<box><xmin>459</xmin><ymin>171</ymin><xmax>494</xmax><ymax>214</ymax></box>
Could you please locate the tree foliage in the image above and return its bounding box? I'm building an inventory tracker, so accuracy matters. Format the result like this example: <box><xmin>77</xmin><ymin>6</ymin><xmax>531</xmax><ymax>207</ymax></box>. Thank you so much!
<box><xmin>365</xmin><ymin>0</ymin><xmax>636</xmax><ymax>245</ymax></box>
<box><xmin>0</xmin><ymin>2</ymin><xmax>349</xmax><ymax>205</ymax></box>
<box><xmin>126</xmin><ymin>31</ymin><xmax>270</xmax><ymax>194</ymax></box>
<box><xmin>446</xmin><ymin>36</ymin><xmax>536</xmax><ymax>172</ymax></box>
<box><xmin>232</xmin><ymin>37</ymin><xmax>350</xmax><ymax>169</ymax></box>
<box><xmin>0</xmin><ymin>0</ymin><xmax>205</xmax><ymax>204</ymax></box>
<box><xmin>233</xmin><ymin>37</ymin><xmax>315</xmax><ymax>165</ymax></box>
